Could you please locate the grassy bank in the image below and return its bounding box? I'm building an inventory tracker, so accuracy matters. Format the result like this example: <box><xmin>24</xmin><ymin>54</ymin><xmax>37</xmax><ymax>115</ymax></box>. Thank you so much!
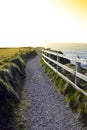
<box><xmin>0</xmin><ymin>48</ymin><xmax>37</xmax><ymax>129</ymax></box>
<box><xmin>0</xmin><ymin>47</ymin><xmax>34</xmax><ymax>60</ymax></box>
<box><xmin>40</xmin><ymin>59</ymin><xmax>87</xmax><ymax>126</ymax></box>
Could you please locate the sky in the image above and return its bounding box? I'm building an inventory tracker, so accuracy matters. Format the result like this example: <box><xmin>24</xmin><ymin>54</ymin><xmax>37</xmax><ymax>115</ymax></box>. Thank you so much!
<box><xmin>0</xmin><ymin>0</ymin><xmax>87</xmax><ymax>47</ymax></box>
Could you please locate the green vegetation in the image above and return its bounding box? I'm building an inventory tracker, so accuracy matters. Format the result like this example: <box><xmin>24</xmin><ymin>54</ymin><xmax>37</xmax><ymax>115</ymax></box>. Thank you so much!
<box><xmin>0</xmin><ymin>47</ymin><xmax>37</xmax><ymax>129</ymax></box>
<box><xmin>40</xmin><ymin>59</ymin><xmax>87</xmax><ymax>126</ymax></box>
<box><xmin>49</xmin><ymin>50</ymin><xmax>70</xmax><ymax>64</ymax></box>
<box><xmin>44</xmin><ymin>51</ymin><xmax>87</xmax><ymax>91</ymax></box>
<box><xmin>0</xmin><ymin>47</ymin><xmax>34</xmax><ymax>60</ymax></box>
<box><xmin>14</xmin><ymin>84</ymin><xmax>30</xmax><ymax>130</ymax></box>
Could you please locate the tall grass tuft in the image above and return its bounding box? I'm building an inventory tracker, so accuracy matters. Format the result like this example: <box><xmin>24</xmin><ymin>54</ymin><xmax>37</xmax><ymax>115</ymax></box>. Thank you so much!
<box><xmin>10</xmin><ymin>56</ymin><xmax>26</xmax><ymax>74</ymax></box>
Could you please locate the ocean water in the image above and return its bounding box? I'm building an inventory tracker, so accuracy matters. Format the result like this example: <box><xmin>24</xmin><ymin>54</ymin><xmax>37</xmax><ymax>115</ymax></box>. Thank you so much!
<box><xmin>51</xmin><ymin>47</ymin><xmax>87</xmax><ymax>68</ymax></box>
<box><xmin>46</xmin><ymin>43</ymin><xmax>87</xmax><ymax>59</ymax></box>
<box><xmin>45</xmin><ymin>43</ymin><xmax>87</xmax><ymax>68</ymax></box>
<box><xmin>63</xmin><ymin>49</ymin><xmax>87</xmax><ymax>60</ymax></box>
<box><xmin>63</xmin><ymin>49</ymin><xmax>87</xmax><ymax>68</ymax></box>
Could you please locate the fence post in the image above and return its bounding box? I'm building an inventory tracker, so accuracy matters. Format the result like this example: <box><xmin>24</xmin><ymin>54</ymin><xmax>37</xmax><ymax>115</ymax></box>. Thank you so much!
<box><xmin>47</xmin><ymin>48</ymin><xmax>51</xmax><ymax>64</ymax></box>
<box><xmin>57</xmin><ymin>52</ymin><xmax>61</xmax><ymax>72</ymax></box>
<box><xmin>75</xmin><ymin>62</ymin><xmax>81</xmax><ymax>85</ymax></box>
<box><xmin>44</xmin><ymin>49</ymin><xmax>47</xmax><ymax>61</ymax></box>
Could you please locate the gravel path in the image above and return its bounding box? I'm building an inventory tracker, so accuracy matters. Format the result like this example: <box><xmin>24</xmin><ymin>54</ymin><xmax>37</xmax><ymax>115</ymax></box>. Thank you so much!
<box><xmin>25</xmin><ymin>55</ymin><xmax>85</xmax><ymax>130</ymax></box>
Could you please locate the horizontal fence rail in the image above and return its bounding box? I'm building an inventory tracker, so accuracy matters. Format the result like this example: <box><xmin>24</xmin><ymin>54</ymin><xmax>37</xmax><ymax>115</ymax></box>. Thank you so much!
<box><xmin>42</xmin><ymin>54</ymin><xmax>75</xmax><ymax>75</ymax></box>
<box><xmin>42</xmin><ymin>49</ymin><xmax>87</xmax><ymax>96</ymax></box>
<box><xmin>43</xmin><ymin>49</ymin><xmax>87</xmax><ymax>65</ymax></box>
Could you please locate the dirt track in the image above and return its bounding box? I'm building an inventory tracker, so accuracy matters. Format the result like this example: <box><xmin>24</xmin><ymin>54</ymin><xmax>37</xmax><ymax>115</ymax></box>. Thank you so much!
<box><xmin>25</xmin><ymin>55</ymin><xmax>85</xmax><ymax>130</ymax></box>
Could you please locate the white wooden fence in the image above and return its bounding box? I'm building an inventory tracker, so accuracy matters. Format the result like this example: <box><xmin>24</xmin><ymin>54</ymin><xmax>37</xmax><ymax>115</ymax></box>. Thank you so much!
<box><xmin>42</xmin><ymin>49</ymin><xmax>87</xmax><ymax>96</ymax></box>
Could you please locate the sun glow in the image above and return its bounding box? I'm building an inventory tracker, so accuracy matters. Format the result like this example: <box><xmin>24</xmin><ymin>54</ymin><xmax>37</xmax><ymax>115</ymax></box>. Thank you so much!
<box><xmin>0</xmin><ymin>0</ymin><xmax>87</xmax><ymax>47</ymax></box>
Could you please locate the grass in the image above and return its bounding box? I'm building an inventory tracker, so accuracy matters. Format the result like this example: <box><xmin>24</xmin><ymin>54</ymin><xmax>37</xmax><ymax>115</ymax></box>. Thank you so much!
<box><xmin>0</xmin><ymin>47</ymin><xmax>34</xmax><ymax>60</ymax></box>
<box><xmin>40</xmin><ymin>59</ymin><xmax>87</xmax><ymax>126</ymax></box>
<box><xmin>14</xmin><ymin>85</ymin><xmax>30</xmax><ymax>130</ymax></box>
<box><xmin>44</xmin><ymin>57</ymin><xmax>87</xmax><ymax>91</ymax></box>
<box><xmin>0</xmin><ymin>47</ymin><xmax>37</xmax><ymax>129</ymax></box>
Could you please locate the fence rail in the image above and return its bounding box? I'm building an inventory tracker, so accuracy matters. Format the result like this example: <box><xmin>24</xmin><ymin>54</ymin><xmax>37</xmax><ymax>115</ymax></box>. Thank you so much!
<box><xmin>43</xmin><ymin>50</ymin><xmax>87</xmax><ymax>64</ymax></box>
<box><xmin>42</xmin><ymin>49</ymin><xmax>87</xmax><ymax>96</ymax></box>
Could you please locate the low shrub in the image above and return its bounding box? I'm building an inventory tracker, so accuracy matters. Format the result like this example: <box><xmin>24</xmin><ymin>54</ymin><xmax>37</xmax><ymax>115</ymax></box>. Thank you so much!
<box><xmin>50</xmin><ymin>51</ymin><xmax>70</xmax><ymax>64</ymax></box>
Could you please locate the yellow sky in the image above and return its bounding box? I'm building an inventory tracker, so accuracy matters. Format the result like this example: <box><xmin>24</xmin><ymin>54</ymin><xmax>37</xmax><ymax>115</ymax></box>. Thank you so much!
<box><xmin>57</xmin><ymin>0</ymin><xmax>87</xmax><ymax>11</ymax></box>
<box><xmin>63</xmin><ymin>0</ymin><xmax>87</xmax><ymax>14</ymax></box>
<box><xmin>56</xmin><ymin>0</ymin><xmax>86</xmax><ymax>17</ymax></box>
<box><xmin>0</xmin><ymin>0</ymin><xmax>87</xmax><ymax>47</ymax></box>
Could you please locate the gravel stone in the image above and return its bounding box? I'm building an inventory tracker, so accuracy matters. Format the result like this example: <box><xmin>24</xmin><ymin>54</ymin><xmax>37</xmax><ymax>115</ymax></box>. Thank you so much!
<box><xmin>25</xmin><ymin>55</ymin><xmax>86</xmax><ymax>130</ymax></box>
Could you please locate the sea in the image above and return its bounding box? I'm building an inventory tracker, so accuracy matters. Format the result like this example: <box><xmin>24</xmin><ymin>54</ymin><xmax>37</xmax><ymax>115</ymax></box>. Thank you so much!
<box><xmin>63</xmin><ymin>49</ymin><xmax>87</xmax><ymax>68</ymax></box>
<box><xmin>63</xmin><ymin>49</ymin><xmax>87</xmax><ymax>60</ymax></box>
<box><xmin>48</xmin><ymin>44</ymin><xmax>87</xmax><ymax>68</ymax></box>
